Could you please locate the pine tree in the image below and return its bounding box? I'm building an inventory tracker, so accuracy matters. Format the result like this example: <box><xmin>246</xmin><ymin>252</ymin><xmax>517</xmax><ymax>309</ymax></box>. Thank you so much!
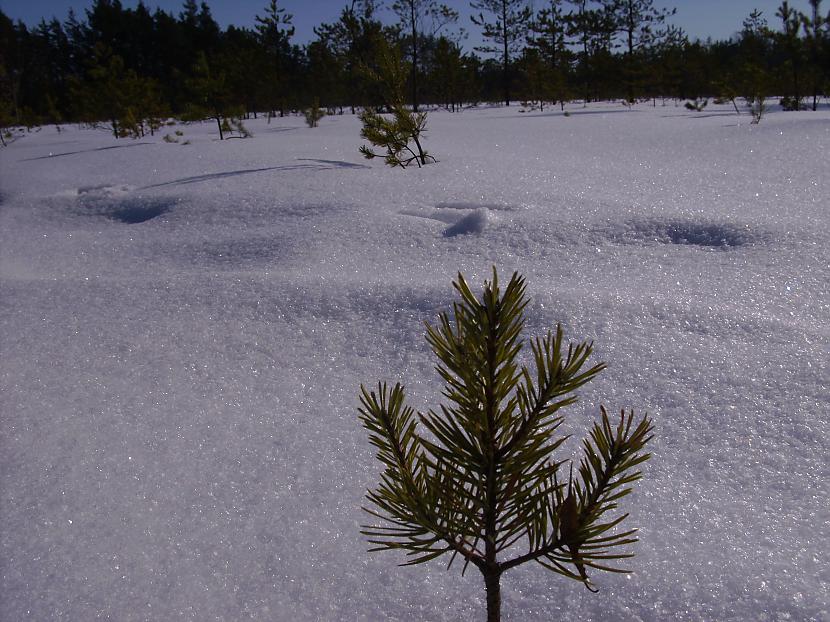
<box><xmin>471</xmin><ymin>0</ymin><xmax>532</xmax><ymax>106</ymax></box>
<box><xmin>70</xmin><ymin>43</ymin><xmax>133</xmax><ymax>138</ymax></box>
<box><xmin>359</xmin><ymin>269</ymin><xmax>653</xmax><ymax>622</ymax></box>
<box><xmin>800</xmin><ymin>0</ymin><xmax>826</xmax><ymax>111</ymax></box>
<box><xmin>391</xmin><ymin>0</ymin><xmax>458</xmax><ymax>111</ymax></box>
<box><xmin>609</xmin><ymin>0</ymin><xmax>677</xmax><ymax>103</ymax></box>
<box><xmin>184</xmin><ymin>50</ymin><xmax>242</xmax><ymax>140</ymax></box>
<box><xmin>255</xmin><ymin>0</ymin><xmax>294</xmax><ymax>118</ymax></box>
<box><xmin>313</xmin><ymin>1</ymin><xmax>386</xmax><ymax>114</ymax></box>
<box><xmin>775</xmin><ymin>1</ymin><xmax>804</xmax><ymax>110</ymax></box>
<box><xmin>303</xmin><ymin>97</ymin><xmax>325</xmax><ymax>127</ymax></box>
<box><xmin>526</xmin><ymin>0</ymin><xmax>574</xmax><ymax>110</ymax></box>
<box><xmin>428</xmin><ymin>36</ymin><xmax>473</xmax><ymax>112</ymax></box>
<box><xmin>566</xmin><ymin>0</ymin><xmax>617</xmax><ymax>103</ymax></box>
<box><xmin>358</xmin><ymin>40</ymin><xmax>433</xmax><ymax>168</ymax></box>
<box><xmin>738</xmin><ymin>9</ymin><xmax>773</xmax><ymax>122</ymax></box>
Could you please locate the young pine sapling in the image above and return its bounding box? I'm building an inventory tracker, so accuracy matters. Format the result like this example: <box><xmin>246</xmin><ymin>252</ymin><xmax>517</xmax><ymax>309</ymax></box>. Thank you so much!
<box><xmin>359</xmin><ymin>269</ymin><xmax>653</xmax><ymax>622</ymax></box>
<box><xmin>304</xmin><ymin>97</ymin><xmax>325</xmax><ymax>128</ymax></box>
<box><xmin>358</xmin><ymin>41</ymin><xmax>435</xmax><ymax>169</ymax></box>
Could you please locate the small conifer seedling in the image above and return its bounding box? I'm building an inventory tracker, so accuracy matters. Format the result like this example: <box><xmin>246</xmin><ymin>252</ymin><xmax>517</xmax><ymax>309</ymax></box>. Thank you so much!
<box><xmin>304</xmin><ymin>98</ymin><xmax>325</xmax><ymax>128</ymax></box>
<box><xmin>359</xmin><ymin>269</ymin><xmax>653</xmax><ymax>622</ymax></box>
<box><xmin>358</xmin><ymin>106</ymin><xmax>433</xmax><ymax>168</ymax></box>
<box><xmin>358</xmin><ymin>40</ymin><xmax>435</xmax><ymax>169</ymax></box>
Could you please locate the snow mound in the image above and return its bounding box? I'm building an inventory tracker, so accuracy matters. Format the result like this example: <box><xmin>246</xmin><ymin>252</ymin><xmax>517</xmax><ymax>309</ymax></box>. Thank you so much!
<box><xmin>400</xmin><ymin>204</ymin><xmax>493</xmax><ymax>236</ymax></box>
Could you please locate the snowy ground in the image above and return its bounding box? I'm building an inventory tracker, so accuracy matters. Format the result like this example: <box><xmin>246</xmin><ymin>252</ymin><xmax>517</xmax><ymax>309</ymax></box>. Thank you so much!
<box><xmin>1</xmin><ymin>102</ymin><xmax>828</xmax><ymax>621</ymax></box>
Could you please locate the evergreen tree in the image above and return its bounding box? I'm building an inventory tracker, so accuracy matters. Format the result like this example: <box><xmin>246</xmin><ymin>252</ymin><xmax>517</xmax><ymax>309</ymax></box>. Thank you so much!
<box><xmin>303</xmin><ymin>97</ymin><xmax>325</xmax><ymax>127</ymax></box>
<box><xmin>255</xmin><ymin>0</ymin><xmax>295</xmax><ymax>118</ymax></box>
<box><xmin>359</xmin><ymin>269</ymin><xmax>653</xmax><ymax>622</ymax></box>
<box><xmin>391</xmin><ymin>0</ymin><xmax>459</xmax><ymax>111</ymax></box>
<box><xmin>185</xmin><ymin>50</ymin><xmax>242</xmax><ymax>140</ymax></box>
<box><xmin>70</xmin><ymin>43</ymin><xmax>135</xmax><ymax>137</ymax></box>
<box><xmin>800</xmin><ymin>0</ymin><xmax>827</xmax><ymax>111</ymax></box>
<box><xmin>428</xmin><ymin>35</ymin><xmax>478</xmax><ymax>111</ymax></box>
<box><xmin>517</xmin><ymin>46</ymin><xmax>557</xmax><ymax>110</ymax></box>
<box><xmin>526</xmin><ymin>0</ymin><xmax>574</xmax><ymax>110</ymax></box>
<box><xmin>314</xmin><ymin>1</ymin><xmax>386</xmax><ymax>114</ymax></box>
<box><xmin>775</xmin><ymin>0</ymin><xmax>804</xmax><ymax>110</ymax></box>
<box><xmin>646</xmin><ymin>24</ymin><xmax>686</xmax><ymax>105</ymax></box>
<box><xmin>609</xmin><ymin>0</ymin><xmax>677</xmax><ymax>102</ymax></box>
<box><xmin>566</xmin><ymin>0</ymin><xmax>618</xmax><ymax>103</ymax></box>
<box><xmin>738</xmin><ymin>10</ymin><xmax>773</xmax><ymax>122</ymax></box>
<box><xmin>306</xmin><ymin>35</ymin><xmax>347</xmax><ymax>112</ymax></box>
<box><xmin>528</xmin><ymin>0</ymin><xmax>569</xmax><ymax>72</ymax></box>
<box><xmin>359</xmin><ymin>40</ymin><xmax>433</xmax><ymax>168</ymax></box>
<box><xmin>470</xmin><ymin>0</ymin><xmax>532</xmax><ymax>105</ymax></box>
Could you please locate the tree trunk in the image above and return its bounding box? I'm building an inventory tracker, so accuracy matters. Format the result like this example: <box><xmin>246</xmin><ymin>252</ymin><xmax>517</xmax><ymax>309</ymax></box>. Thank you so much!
<box><xmin>215</xmin><ymin>115</ymin><xmax>224</xmax><ymax>140</ymax></box>
<box><xmin>484</xmin><ymin>568</ymin><xmax>501</xmax><ymax>622</ymax></box>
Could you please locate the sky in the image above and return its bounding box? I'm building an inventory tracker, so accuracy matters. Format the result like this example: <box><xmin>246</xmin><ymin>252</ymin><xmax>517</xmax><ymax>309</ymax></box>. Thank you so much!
<box><xmin>0</xmin><ymin>0</ymin><xmax>797</xmax><ymax>50</ymax></box>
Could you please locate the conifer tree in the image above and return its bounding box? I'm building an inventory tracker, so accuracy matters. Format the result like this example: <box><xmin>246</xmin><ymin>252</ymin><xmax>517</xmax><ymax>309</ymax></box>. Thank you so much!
<box><xmin>255</xmin><ymin>0</ymin><xmax>294</xmax><ymax>118</ymax></box>
<box><xmin>800</xmin><ymin>0</ymin><xmax>826</xmax><ymax>111</ymax></box>
<box><xmin>526</xmin><ymin>0</ymin><xmax>573</xmax><ymax>110</ymax></box>
<box><xmin>739</xmin><ymin>9</ymin><xmax>772</xmax><ymax>122</ymax></box>
<box><xmin>70</xmin><ymin>43</ymin><xmax>132</xmax><ymax>138</ymax></box>
<box><xmin>775</xmin><ymin>0</ymin><xmax>804</xmax><ymax>110</ymax></box>
<box><xmin>566</xmin><ymin>0</ymin><xmax>617</xmax><ymax>103</ymax></box>
<box><xmin>304</xmin><ymin>97</ymin><xmax>325</xmax><ymax>127</ymax></box>
<box><xmin>185</xmin><ymin>51</ymin><xmax>242</xmax><ymax>140</ymax></box>
<box><xmin>359</xmin><ymin>269</ymin><xmax>653</xmax><ymax>622</ymax></box>
<box><xmin>528</xmin><ymin>0</ymin><xmax>569</xmax><ymax>72</ymax></box>
<box><xmin>392</xmin><ymin>0</ymin><xmax>459</xmax><ymax>111</ymax></box>
<box><xmin>471</xmin><ymin>0</ymin><xmax>532</xmax><ymax>106</ymax></box>
<box><xmin>429</xmin><ymin>35</ymin><xmax>473</xmax><ymax>111</ymax></box>
<box><xmin>359</xmin><ymin>40</ymin><xmax>433</xmax><ymax>168</ymax></box>
<box><xmin>518</xmin><ymin>46</ymin><xmax>557</xmax><ymax>111</ymax></box>
<box><xmin>609</xmin><ymin>0</ymin><xmax>677</xmax><ymax>103</ymax></box>
<box><xmin>313</xmin><ymin>1</ymin><xmax>386</xmax><ymax>114</ymax></box>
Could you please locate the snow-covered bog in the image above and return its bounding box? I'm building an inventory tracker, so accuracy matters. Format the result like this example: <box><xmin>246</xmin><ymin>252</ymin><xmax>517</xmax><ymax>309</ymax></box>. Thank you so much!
<box><xmin>1</xmin><ymin>103</ymin><xmax>828</xmax><ymax>621</ymax></box>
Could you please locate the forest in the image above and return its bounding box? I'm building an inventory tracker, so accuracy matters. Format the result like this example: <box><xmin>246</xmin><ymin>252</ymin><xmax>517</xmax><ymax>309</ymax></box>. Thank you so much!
<box><xmin>0</xmin><ymin>0</ymin><xmax>828</xmax><ymax>137</ymax></box>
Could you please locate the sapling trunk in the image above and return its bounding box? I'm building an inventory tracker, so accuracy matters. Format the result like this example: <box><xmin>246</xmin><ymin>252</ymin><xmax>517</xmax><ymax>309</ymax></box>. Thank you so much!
<box><xmin>484</xmin><ymin>568</ymin><xmax>501</xmax><ymax>622</ymax></box>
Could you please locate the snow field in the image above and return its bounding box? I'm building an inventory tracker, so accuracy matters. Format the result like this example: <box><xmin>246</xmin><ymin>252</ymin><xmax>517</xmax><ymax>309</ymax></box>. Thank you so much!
<box><xmin>1</xmin><ymin>102</ymin><xmax>828</xmax><ymax>621</ymax></box>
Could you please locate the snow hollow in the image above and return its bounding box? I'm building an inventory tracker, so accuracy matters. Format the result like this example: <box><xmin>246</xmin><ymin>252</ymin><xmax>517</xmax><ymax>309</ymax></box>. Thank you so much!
<box><xmin>1</xmin><ymin>102</ymin><xmax>828</xmax><ymax>621</ymax></box>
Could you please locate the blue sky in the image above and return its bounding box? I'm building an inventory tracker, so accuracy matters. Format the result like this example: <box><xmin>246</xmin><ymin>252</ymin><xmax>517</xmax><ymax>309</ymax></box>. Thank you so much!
<box><xmin>0</xmin><ymin>0</ymin><xmax>795</xmax><ymax>49</ymax></box>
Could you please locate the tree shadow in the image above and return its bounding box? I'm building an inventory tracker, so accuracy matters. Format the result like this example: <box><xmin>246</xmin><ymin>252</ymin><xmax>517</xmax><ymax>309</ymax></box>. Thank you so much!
<box><xmin>21</xmin><ymin>142</ymin><xmax>153</xmax><ymax>161</ymax></box>
<box><xmin>140</xmin><ymin>162</ymin><xmax>355</xmax><ymax>189</ymax></box>
<box><xmin>296</xmin><ymin>158</ymin><xmax>370</xmax><ymax>169</ymax></box>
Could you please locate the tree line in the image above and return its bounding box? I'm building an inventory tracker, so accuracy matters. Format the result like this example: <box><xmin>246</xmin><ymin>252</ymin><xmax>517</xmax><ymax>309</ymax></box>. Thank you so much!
<box><xmin>0</xmin><ymin>0</ymin><xmax>827</xmax><ymax>138</ymax></box>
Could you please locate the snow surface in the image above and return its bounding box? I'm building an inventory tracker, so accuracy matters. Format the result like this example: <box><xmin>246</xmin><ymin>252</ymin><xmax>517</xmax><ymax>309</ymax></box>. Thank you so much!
<box><xmin>1</xmin><ymin>102</ymin><xmax>828</xmax><ymax>621</ymax></box>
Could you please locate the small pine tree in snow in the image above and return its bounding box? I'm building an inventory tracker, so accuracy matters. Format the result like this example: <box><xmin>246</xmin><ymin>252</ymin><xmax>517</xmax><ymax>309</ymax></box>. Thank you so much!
<box><xmin>304</xmin><ymin>98</ymin><xmax>325</xmax><ymax>127</ymax></box>
<box><xmin>684</xmin><ymin>98</ymin><xmax>708</xmax><ymax>112</ymax></box>
<box><xmin>359</xmin><ymin>105</ymin><xmax>433</xmax><ymax>168</ymax></box>
<box><xmin>358</xmin><ymin>40</ymin><xmax>434</xmax><ymax>169</ymax></box>
<box><xmin>359</xmin><ymin>269</ymin><xmax>654</xmax><ymax>622</ymax></box>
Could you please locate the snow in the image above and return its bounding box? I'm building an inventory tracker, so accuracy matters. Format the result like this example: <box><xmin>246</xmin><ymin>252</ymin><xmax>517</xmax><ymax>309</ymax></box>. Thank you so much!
<box><xmin>1</xmin><ymin>102</ymin><xmax>828</xmax><ymax>621</ymax></box>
